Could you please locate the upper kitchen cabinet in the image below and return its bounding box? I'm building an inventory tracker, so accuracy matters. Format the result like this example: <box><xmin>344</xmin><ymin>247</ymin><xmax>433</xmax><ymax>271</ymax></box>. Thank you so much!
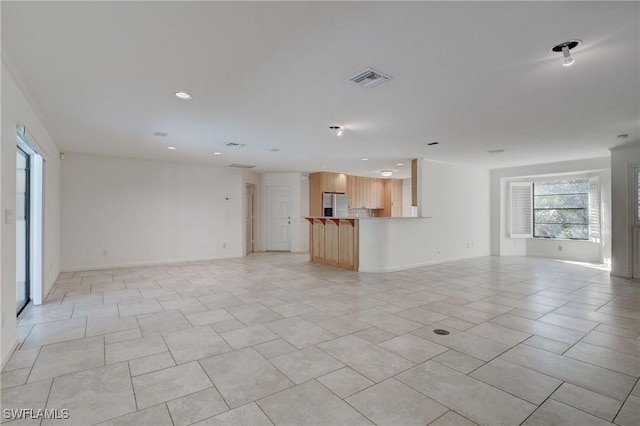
<box><xmin>314</xmin><ymin>172</ymin><xmax>347</xmax><ymax>193</ymax></box>
<box><xmin>347</xmin><ymin>175</ymin><xmax>358</xmax><ymax>208</ymax></box>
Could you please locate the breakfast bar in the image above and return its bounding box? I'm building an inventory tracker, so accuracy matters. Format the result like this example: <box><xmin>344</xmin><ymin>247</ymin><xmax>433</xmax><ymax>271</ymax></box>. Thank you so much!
<box><xmin>306</xmin><ymin>216</ymin><xmax>432</xmax><ymax>273</ymax></box>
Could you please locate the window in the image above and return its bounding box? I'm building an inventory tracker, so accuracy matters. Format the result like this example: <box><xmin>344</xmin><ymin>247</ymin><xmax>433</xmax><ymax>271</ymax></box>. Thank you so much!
<box><xmin>509</xmin><ymin>176</ymin><xmax>600</xmax><ymax>241</ymax></box>
<box><xmin>533</xmin><ymin>180</ymin><xmax>589</xmax><ymax>239</ymax></box>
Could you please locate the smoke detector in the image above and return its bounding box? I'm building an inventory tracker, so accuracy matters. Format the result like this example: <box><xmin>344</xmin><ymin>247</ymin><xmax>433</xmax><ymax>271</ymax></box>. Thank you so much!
<box><xmin>349</xmin><ymin>68</ymin><xmax>392</xmax><ymax>88</ymax></box>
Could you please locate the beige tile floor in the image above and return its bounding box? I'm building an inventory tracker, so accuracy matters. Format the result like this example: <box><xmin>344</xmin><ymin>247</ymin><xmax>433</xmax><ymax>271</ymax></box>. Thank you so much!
<box><xmin>1</xmin><ymin>253</ymin><xmax>639</xmax><ymax>425</ymax></box>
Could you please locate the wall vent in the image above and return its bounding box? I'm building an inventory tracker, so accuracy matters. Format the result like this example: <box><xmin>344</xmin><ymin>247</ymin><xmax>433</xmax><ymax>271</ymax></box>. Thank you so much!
<box><xmin>225</xmin><ymin>142</ymin><xmax>246</xmax><ymax>148</ymax></box>
<box><xmin>228</xmin><ymin>164</ymin><xmax>256</xmax><ymax>169</ymax></box>
<box><xmin>349</xmin><ymin>68</ymin><xmax>392</xmax><ymax>88</ymax></box>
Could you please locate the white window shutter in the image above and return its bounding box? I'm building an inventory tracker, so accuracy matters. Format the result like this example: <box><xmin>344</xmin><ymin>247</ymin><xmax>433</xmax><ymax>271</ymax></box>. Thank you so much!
<box><xmin>510</xmin><ymin>182</ymin><xmax>533</xmax><ymax>238</ymax></box>
<box><xmin>589</xmin><ymin>176</ymin><xmax>601</xmax><ymax>242</ymax></box>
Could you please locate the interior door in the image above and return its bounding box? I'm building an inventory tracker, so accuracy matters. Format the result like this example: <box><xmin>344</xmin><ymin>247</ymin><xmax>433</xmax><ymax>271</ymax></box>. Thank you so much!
<box><xmin>266</xmin><ymin>185</ymin><xmax>291</xmax><ymax>251</ymax></box>
<box><xmin>16</xmin><ymin>147</ymin><xmax>30</xmax><ymax>314</ymax></box>
<box><xmin>245</xmin><ymin>184</ymin><xmax>255</xmax><ymax>254</ymax></box>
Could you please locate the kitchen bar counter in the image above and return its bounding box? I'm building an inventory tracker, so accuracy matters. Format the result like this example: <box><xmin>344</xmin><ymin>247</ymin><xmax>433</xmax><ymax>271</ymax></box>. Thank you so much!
<box><xmin>305</xmin><ymin>216</ymin><xmax>433</xmax><ymax>272</ymax></box>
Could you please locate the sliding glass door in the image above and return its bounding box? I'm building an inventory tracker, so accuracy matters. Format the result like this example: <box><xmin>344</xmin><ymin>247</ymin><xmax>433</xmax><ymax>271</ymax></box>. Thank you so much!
<box><xmin>16</xmin><ymin>147</ymin><xmax>30</xmax><ymax>314</ymax></box>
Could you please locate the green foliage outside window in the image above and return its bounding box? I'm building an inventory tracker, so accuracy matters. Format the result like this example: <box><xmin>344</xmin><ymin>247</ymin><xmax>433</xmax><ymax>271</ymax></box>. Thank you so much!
<box><xmin>533</xmin><ymin>180</ymin><xmax>589</xmax><ymax>240</ymax></box>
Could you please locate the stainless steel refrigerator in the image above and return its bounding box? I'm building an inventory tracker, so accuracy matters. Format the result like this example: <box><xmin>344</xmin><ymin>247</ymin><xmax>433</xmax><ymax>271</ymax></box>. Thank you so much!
<box><xmin>322</xmin><ymin>192</ymin><xmax>348</xmax><ymax>217</ymax></box>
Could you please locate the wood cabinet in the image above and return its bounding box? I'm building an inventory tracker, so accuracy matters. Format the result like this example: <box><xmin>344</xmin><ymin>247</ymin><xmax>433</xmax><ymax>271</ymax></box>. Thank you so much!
<box><xmin>382</xmin><ymin>179</ymin><xmax>403</xmax><ymax>217</ymax></box>
<box><xmin>307</xmin><ymin>218</ymin><xmax>358</xmax><ymax>270</ymax></box>
<box><xmin>309</xmin><ymin>172</ymin><xmax>347</xmax><ymax>215</ymax></box>
<box><xmin>310</xmin><ymin>172</ymin><xmax>398</xmax><ymax>215</ymax></box>
<box><xmin>347</xmin><ymin>175</ymin><xmax>358</xmax><ymax>208</ymax></box>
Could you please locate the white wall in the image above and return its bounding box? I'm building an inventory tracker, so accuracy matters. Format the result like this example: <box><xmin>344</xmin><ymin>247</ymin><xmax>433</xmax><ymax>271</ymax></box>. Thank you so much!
<box><xmin>1</xmin><ymin>58</ymin><xmax>61</xmax><ymax>368</ymax></box>
<box><xmin>61</xmin><ymin>153</ymin><xmax>246</xmax><ymax>270</ymax></box>
<box><xmin>417</xmin><ymin>159</ymin><xmax>491</xmax><ymax>259</ymax></box>
<box><xmin>260</xmin><ymin>173</ymin><xmax>308</xmax><ymax>253</ymax></box>
<box><xmin>610</xmin><ymin>142</ymin><xmax>640</xmax><ymax>277</ymax></box>
<box><xmin>490</xmin><ymin>157</ymin><xmax>611</xmax><ymax>262</ymax></box>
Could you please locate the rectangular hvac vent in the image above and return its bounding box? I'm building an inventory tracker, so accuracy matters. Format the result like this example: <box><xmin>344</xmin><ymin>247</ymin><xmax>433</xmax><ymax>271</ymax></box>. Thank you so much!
<box><xmin>225</xmin><ymin>142</ymin><xmax>246</xmax><ymax>148</ymax></box>
<box><xmin>228</xmin><ymin>164</ymin><xmax>256</xmax><ymax>169</ymax></box>
<box><xmin>349</xmin><ymin>68</ymin><xmax>392</xmax><ymax>88</ymax></box>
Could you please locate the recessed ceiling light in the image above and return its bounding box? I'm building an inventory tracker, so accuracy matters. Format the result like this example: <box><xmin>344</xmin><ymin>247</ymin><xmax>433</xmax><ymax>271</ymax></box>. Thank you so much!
<box><xmin>617</xmin><ymin>134</ymin><xmax>629</xmax><ymax>139</ymax></box>
<box><xmin>154</xmin><ymin>131</ymin><xmax>168</xmax><ymax>137</ymax></box>
<box><xmin>427</xmin><ymin>142</ymin><xmax>439</xmax><ymax>146</ymax></box>
<box><xmin>167</xmin><ymin>146</ymin><xmax>177</xmax><ymax>150</ymax></box>
<box><xmin>173</xmin><ymin>92</ymin><xmax>192</xmax><ymax>100</ymax></box>
<box><xmin>361</xmin><ymin>158</ymin><xmax>369</xmax><ymax>161</ymax></box>
<box><xmin>213</xmin><ymin>151</ymin><xmax>222</xmax><ymax>155</ymax></box>
<box><xmin>397</xmin><ymin>162</ymin><xmax>404</xmax><ymax>166</ymax></box>
<box><xmin>380</xmin><ymin>170</ymin><xmax>394</xmax><ymax>177</ymax></box>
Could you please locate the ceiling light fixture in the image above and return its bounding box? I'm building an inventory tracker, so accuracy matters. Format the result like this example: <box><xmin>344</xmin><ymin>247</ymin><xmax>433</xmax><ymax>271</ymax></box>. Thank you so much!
<box><xmin>380</xmin><ymin>170</ymin><xmax>394</xmax><ymax>177</ymax></box>
<box><xmin>167</xmin><ymin>146</ymin><xmax>177</xmax><ymax>150</ymax></box>
<box><xmin>397</xmin><ymin>163</ymin><xmax>404</xmax><ymax>166</ymax></box>
<box><xmin>329</xmin><ymin>125</ymin><xmax>344</xmax><ymax>136</ymax></box>
<box><xmin>551</xmin><ymin>40</ymin><xmax>581</xmax><ymax>67</ymax></box>
<box><xmin>213</xmin><ymin>151</ymin><xmax>222</xmax><ymax>155</ymax></box>
<box><xmin>173</xmin><ymin>92</ymin><xmax>192</xmax><ymax>100</ymax></box>
<box><xmin>361</xmin><ymin>158</ymin><xmax>369</xmax><ymax>161</ymax></box>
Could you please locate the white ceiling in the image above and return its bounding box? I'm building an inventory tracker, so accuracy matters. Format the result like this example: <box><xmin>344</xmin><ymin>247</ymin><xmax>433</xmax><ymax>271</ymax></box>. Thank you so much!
<box><xmin>2</xmin><ymin>1</ymin><xmax>639</xmax><ymax>178</ymax></box>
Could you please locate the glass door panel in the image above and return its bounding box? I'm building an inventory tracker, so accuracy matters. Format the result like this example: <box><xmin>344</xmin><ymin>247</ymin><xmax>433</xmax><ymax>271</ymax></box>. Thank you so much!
<box><xmin>16</xmin><ymin>147</ymin><xmax>30</xmax><ymax>314</ymax></box>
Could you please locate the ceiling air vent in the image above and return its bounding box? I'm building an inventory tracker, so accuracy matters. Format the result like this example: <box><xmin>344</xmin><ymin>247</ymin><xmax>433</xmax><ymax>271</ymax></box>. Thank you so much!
<box><xmin>228</xmin><ymin>164</ymin><xmax>256</xmax><ymax>169</ymax></box>
<box><xmin>349</xmin><ymin>68</ymin><xmax>392</xmax><ymax>88</ymax></box>
<box><xmin>225</xmin><ymin>142</ymin><xmax>246</xmax><ymax>148</ymax></box>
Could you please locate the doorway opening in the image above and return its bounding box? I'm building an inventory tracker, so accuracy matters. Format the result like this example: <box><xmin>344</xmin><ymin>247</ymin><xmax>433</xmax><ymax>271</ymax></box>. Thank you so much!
<box><xmin>245</xmin><ymin>184</ymin><xmax>256</xmax><ymax>254</ymax></box>
<box><xmin>16</xmin><ymin>147</ymin><xmax>30</xmax><ymax>314</ymax></box>
<box><xmin>16</xmin><ymin>127</ymin><xmax>45</xmax><ymax>314</ymax></box>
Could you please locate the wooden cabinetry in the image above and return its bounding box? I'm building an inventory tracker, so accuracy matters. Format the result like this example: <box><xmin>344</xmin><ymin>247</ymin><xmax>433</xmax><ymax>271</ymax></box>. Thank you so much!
<box><xmin>306</xmin><ymin>218</ymin><xmax>358</xmax><ymax>270</ymax></box>
<box><xmin>310</xmin><ymin>172</ymin><xmax>399</xmax><ymax>215</ymax></box>
<box><xmin>382</xmin><ymin>179</ymin><xmax>403</xmax><ymax>217</ymax></box>
<box><xmin>347</xmin><ymin>175</ymin><xmax>358</xmax><ymax>208</ymax></box>
<box><xmin>309</xmin><ymin>172</ymin><xmax>347</xmax><ymax>216</ymax></box>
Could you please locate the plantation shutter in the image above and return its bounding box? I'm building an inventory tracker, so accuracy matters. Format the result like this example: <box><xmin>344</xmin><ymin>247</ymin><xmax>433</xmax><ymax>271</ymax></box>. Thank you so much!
<box><xmin>510</xmin><ymin>182</ymin><xmax>533</xmax><ymax>238</ymax></box>
<box><xmin>589</xmin><ymin>176</ymin><xmax>601</xmax><ymax>242</ymax></box>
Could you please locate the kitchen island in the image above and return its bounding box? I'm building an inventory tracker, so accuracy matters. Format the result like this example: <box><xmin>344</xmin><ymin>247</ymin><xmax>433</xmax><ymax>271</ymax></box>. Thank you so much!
<box><xmin>305</xmin><ymin>216</ymin><xmax>432</xmax><ymax>272</ymax></box>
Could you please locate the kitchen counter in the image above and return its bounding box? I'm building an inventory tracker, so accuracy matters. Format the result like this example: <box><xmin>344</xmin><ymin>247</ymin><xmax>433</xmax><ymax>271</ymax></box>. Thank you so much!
<box><xmin>306</xmin><ymin>216</ymin><xmax>435</xmax><ymax>272</ymax></box>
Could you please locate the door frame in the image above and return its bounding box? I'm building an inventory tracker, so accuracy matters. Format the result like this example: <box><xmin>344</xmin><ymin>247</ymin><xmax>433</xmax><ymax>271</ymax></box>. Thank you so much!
<box><xmin>633</xmin><ymin>165</ymin><xmax>640</xmax><ymax>278</ymax></box>
<box><xmin>245</xmin><ymin>183</ymin><xmax>256</xmax><ymax>255</ymax></box>
<box><xmin>16</xmin><ymin>146</ymin><xmax>31</xmax><ymax>315</ymax></box>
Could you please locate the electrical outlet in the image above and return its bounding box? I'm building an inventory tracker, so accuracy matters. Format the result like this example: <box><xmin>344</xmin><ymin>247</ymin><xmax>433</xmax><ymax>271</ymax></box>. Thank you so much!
<box><xmin>437</xmin><ymin>247</ymin><xmax>442</xmax><ymax>254</ymax></box>
<box><xmin>558</xmin><ymin>245</ymin><xmax>563</xmax><ymax>251</ymax></box>
<box><xmin>223</xmin><ymin>243</ymin><xmax>227</xmax><ymax>249</ymax></box>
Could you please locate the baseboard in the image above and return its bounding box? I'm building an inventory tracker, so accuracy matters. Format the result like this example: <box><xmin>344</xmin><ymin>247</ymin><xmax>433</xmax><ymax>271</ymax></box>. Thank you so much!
<box><xmin>358</xmin><ymin>252</ymin><xmax>492</xmax><ymax>273</ymax></box>
<box><xmin>61</xmin><ymin>254</ymin><xmax>242</xmax><ymax>272</ymax></box>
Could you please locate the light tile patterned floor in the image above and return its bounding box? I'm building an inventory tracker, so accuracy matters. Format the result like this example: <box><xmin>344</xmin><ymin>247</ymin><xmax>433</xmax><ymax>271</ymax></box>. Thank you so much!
<box><xmin>2</xmin><ymin>253</ymin><xmax>639</xmax><ymax>425</ymax></box>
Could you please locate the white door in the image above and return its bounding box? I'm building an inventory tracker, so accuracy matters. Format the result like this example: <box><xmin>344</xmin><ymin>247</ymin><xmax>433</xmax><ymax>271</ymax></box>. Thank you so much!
<box><xmin>266</xmin><ymin>185</ymin><xmax>291</xmax><ymax>251</ymax></box>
